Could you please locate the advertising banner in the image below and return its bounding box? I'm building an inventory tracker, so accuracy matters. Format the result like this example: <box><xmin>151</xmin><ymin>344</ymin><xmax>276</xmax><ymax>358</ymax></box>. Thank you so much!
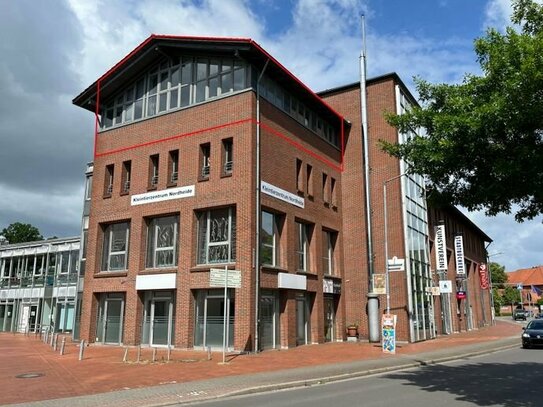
<box><xmin>454</xmin><ymin>235</ymin><xmax>466</xmax><ymax>276</ymax></box>
<box><xmin>382</xmin><ymin>314</ymin><xmax>397</xmax><ymax>354</ymax></box>
<box><xmin>435</xmin><ymin>225</ymin><xmax>447</xmax><ymax>272</ymax></box>
<box><xmin>478</xmin><ymin>263</ymin><xmax>489</xmax><ymax>289</ymax></box>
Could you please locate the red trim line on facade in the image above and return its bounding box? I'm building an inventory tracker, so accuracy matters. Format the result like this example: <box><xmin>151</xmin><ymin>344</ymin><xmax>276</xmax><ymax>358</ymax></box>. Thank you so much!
<box><xmin>259</xmin><ymin>121</ymin><xmax>342</xmax><ymax>172</ymax></box>
<box><xmin>95</xmin><ymin>117</ymin><xmax>342</xmax><ymax>173</ymax></box>
<box><xmin>95</xmin><ymin>118</ymin><xmax>254</xmax><ymax>158</ymax></box>
<box><xmin>91</xmin><ymin>34</ymin><xmax>346</xmax><ymax>166</ymax></box>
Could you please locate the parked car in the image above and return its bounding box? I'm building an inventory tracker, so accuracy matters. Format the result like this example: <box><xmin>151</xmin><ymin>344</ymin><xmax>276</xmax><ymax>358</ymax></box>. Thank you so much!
<box><xmin>522</xmin><ymin>319</ymin><xmax>543</xmax><ymax>348</ymax></box>
<box><xmin>514</xmin><ymin>309</ymin><xmax>528</xmax><ymax>321</ymax></box>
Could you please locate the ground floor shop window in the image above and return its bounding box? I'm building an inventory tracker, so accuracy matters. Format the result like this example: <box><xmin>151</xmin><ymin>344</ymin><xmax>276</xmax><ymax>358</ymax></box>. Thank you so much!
<box><xmin>296</xmin><ymin>293</ymin><xmax>311</xmax><ymax>346</ymax></box>
<box><xmin>194</xmin><ymin>289</ymin><xmax>234</xmax><ymax>349</ymax></box>
<box><xmin>141</xmin><ymin>290</ymin><xmax>175</xmax><ymax>347</ymax></box>
<box><xmin>96</xmin><ymin>293</ymin><xmax>125</xmax><ymax>345</ymax></box>
<box><xmin>323</xmin><ymin>296</ymin><xmax>336</xmax><ymax>342</ymax></box>
<box><xmin>260</xmin><ymin>291</ymin><xmax>279</xmax><ymax>350</ymax></box>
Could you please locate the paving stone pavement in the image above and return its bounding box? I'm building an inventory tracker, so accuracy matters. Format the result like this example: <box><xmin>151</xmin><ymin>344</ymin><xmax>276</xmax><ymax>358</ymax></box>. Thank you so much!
<box><xmin>1</xmin><ymin>318</ymin><xmax>523</xmax><ymax>407</ymax></box>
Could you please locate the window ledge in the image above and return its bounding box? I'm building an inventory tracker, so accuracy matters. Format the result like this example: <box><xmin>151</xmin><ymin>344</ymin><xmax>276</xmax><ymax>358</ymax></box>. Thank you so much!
<box><xmin>147</xmin><ymin>185</ymin><xmax>158</xmax><ymax>192</ymax></box>
<box><xmin>94</xmin><ymin>271</ymin><xmax>128</xmax><ymax>278</ymax></box>
<box><xmin>323</xmin><ymin>274</ymin><xmax>342</xmax><ymax>280</ymax></box>
<box><xmin>120</xmin><ymin>190</ymin><xmax>129</xmax><ymax>196</ymax></box>
<box><xmin>103</xmin><ymin>193</ymin><xmax>112</xmax><ymax>199</ymax></box>
<box><xmin>190</xmin><ymin>263</ymin><xmax>236</xmax><ymax>273</ymax></box>
<box><xmin>139</xmin><ymin>268</ymin><xmax>177</xmax><ymax>275</ymax></box>
<box><xmin>296</xmin><ymin>270</ymin><xmax>318</xmax><ymax>277</ymax></box>
<box><xmin>220</xmin><ymin>172</ymin><xmax>233</xmax><ymax>179</ymax></box>
<box><xmin>198</xmin><ymin>176</ymin><xmax>210</xmax><ymax>183</ymax></box>
<box><xmin>261</xmin><ymin>265</ymin><xmax>288</xmax><ymax>274</ymax></box>
<box><xmin>166</xmin><ymin>182</ymin><xmax>178</xmax><ymax>188</ymax></box>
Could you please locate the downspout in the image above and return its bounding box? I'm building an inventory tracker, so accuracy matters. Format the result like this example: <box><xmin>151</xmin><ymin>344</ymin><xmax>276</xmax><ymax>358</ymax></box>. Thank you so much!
<box><xmin>360</xmin><ymin>16</ymin><xmax>374</xmax><ymax>289</ymax></box>
<box><xmin>255</xmin><ymin>58</ymin><xmax>270</xmax><ymax>353</ymax></box>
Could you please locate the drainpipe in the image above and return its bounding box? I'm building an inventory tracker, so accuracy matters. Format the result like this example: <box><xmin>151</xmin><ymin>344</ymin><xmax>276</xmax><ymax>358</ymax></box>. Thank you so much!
<box><xmin>255</xmin><ymin>58</ymin><xmax>270</xmax><ymax>353</ymax></box>
<box><xmin>360</xmin><ymin>15</ymin><xmax>379</xmax><ymax>343</ymax></box>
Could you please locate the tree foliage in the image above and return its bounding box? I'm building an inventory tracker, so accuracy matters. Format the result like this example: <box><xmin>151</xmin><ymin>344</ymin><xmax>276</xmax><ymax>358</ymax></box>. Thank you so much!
<box><xmin>489</xmin><ymin>262</ymin><xmax>508</xmax><ymax>288</ymax></box>
<box><xmin>384</xmin><ymin>0</ymin><xmax>543</xmax><ymax>221</ymax></box>
<box><xmin>0</xmin><ymin>222</ymin><xmax>43</xmax><ymax>244</ymax></box>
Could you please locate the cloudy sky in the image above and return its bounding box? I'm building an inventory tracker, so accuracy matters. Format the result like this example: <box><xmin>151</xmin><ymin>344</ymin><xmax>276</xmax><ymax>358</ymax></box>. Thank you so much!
<box><xmin>1</xmin><ymin>0</ymin><xmax>540</xmax><ymax>271</ymax></box>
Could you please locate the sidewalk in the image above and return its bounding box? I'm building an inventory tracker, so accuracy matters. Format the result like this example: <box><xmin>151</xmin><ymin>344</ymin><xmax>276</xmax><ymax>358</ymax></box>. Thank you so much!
<box><xmin>2</xmin><ymin>319</ymin><xmax>522</xmax><ymax>406</ymax></box>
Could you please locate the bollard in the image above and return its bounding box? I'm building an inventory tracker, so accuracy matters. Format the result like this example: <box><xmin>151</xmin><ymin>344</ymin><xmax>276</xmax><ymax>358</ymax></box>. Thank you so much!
<box><xmin>167</xmin><ymin>345</ymin><xmax>171</xmax><ymax>362</ymax></box>
<box><xmin>136</xmin><ymin>345</ymin><xmax>141</xmax><ymax>363</ymax></box>
<box><xmin>49</xmin><ymin>332</ymin><xmax>55</xmax><ymax>347</ymax></box>
<box><xmin>78</xmin><ymin>339</ymin><xmax>85</xmax><ymax>361</ymax></box>
<box><xmin>53</xmin><ymin>334</ymin><xmax>59</xmax><ymax>351</ymax></box>
<box><xmin>60</xmin><ymin>337</ymin><xmax>66</xmax><ymax>355</ymax></box>
<box><xmin>207</xmin><ymin>346</ymin><xmax>212</xmax><ymax>361</ymax></box>
<box><xmin>43</xmin><ymin>329</ymin><xmax>48</xmax><ymax>344</ymax></box>
<box><xmin>123</xmin><ymin>347</ymin><xmax>128</xmax><ymax>363</ymax></box>
<box><xmin>152</xmin><ymin>347</ymin><xmax>157</xmax><ymax>362</ymax></box>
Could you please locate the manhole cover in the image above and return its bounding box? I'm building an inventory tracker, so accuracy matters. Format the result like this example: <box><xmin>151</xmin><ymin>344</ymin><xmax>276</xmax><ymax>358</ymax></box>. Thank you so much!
<box><xmin>16</xmin><ymin>373</ymin><xmax>44</xmax><ymax>379</ymax></box>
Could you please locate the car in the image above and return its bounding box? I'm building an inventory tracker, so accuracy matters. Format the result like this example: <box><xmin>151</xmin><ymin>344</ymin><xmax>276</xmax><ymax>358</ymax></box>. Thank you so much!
<box><xmin>522</xmin><ymin>319</ymin><xmax>543</xmax><ymax>348</ymax></box>
<box><xmin>514</xmin><ymin>309</ymin><xmax>528</xmax><ymax>321</ymax></box>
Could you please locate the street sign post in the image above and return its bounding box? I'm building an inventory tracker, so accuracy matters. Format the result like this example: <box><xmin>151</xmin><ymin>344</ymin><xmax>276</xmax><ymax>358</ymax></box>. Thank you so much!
<box><xmin>210</xmin><ymin>267</ymin><xmax>241</xmax><ymax>364</ymax></box>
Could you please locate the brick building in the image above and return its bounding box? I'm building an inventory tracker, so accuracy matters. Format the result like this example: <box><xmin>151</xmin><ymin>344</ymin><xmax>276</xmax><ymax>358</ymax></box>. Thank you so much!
<box><xmin>73</xmin><ymin>36</ymin><xmax>492</xmax><ymax>350</ymax></box>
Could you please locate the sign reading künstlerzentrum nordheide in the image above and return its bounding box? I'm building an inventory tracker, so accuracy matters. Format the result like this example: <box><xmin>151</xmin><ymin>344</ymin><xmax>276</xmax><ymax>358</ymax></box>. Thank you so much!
<box><xmin>261</xmin><ymin>181</ymin><xmax>304</xmax><ymax>208</ymax></box>
<box><xmin>131</xmin><ymin>185</ymin><xmax>195</xmax><ymax>206</ymax></box>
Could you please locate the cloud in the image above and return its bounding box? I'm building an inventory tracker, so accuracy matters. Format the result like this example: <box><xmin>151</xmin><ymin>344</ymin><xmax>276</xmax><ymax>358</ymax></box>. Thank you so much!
<box><xmin>484</xmin><ymin>0</ymin><xmax>512</xmax><ymax>30</ymax></box>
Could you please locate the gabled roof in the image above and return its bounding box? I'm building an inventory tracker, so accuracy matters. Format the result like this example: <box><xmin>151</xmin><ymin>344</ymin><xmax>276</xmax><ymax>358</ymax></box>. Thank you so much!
<box><xmin>508</xmin><ymin>266</ymin><xmax>543</xmax><ymax>286</ymax></box>
<box><xmin>72</xmin><ymin>34</ymin><xmax>343</xmax><ymax>125</ymax></box>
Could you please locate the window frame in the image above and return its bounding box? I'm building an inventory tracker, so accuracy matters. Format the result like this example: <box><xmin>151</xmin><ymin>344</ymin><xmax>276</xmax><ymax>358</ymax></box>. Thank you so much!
<box><xmin>261</xmin><ymin>211</ymin><xmax>279</xmax><ymax>267</ymax></box>
<box><xmin>146</xmin><ymin>215</ymin><xmax>179</xmax><ymax>269</ymax></box>
<box><xmin>197</xmin><ymin>207</ymin><xmax>236</xmax><ymax>265</ymax></box>
<box><xmin>101</xmin><ymin>222</ymin><xmax>130</xmax><ymax>272</ymax></box>
<box><xmin>295</xmin><ymin>221</ymin><xmax>311</xmax><ymax>272</ymax></box>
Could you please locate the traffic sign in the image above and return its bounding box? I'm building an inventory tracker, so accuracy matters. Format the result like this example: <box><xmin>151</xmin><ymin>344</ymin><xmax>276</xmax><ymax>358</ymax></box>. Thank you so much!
<box><xmin>210</xmin><ymin>268</ymin><xmax>242</xmax><ymax>288</ymax></box>
<box><xmin>387</xmin><ymin>256</ymin><xmax>405</xmax><ymax>272</ymax></box>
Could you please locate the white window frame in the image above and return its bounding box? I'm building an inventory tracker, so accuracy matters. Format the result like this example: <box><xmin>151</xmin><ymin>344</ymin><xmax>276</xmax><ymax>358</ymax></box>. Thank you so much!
<box><xmin>261</xmin><ymin>211</ymin><xmax>278</xmax><ymax>267</ymax></box>
<box><xmin>146</xmin><ymin>216</ymin><xmax>179</xmax><ymax>269</ymax></box>
<box><xmin>296</xmin><ymin>222</ymin><xmax>310</xmax><ymax>272</ymax></box>
<box><xmin>198</xmin><ymin>207</ymin><xmax>236</xmax><ymax>265</ymax></box>
<box><xmin>323</xmin><ymin>230</ymin><xmax>335</xmax><ymax>276</ymax></box>
<box><xmin>102</xmin><ymin>222</ymin><xmax>130</xmax><ymax>272</ymax></box>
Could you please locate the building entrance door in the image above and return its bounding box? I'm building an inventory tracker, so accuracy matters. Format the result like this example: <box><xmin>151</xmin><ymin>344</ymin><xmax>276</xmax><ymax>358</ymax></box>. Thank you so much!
<box><xmin>296</xmin><ymin>295</ymin><xmax>309</xmax><ymax>346</ymax></box>
<box><xmin>323</xmin><ymin>296</ymin><xmax>335</xmax><ymax>342</ymax></box>
<box><xmin>97</xmin><ymin>294</ymin><xmax>124</xmax><ymax>345</ymax></box>
<box><xmin>142</xmin><ymin>291</ymin><xmax>174</xmax><ymax>347</ymax></box>
<box><xmin>260</xmin><ymin>293</ymin><xmax>278</xmax><ymax>350</ymax></box>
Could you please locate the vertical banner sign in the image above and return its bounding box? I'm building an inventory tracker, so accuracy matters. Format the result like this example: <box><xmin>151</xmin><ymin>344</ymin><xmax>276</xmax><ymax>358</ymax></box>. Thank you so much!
<box><xmin>478</xmin><ymin>264</ymin><xmax>489</xmax><ymax>289</ymax></box>
<box><xmin>435</xmin><ymin>225</ymin><xmax>447</xmax><ymax>272</ymax></box>
<box><xmin>382</xmin><ymin>314</ymin><xmax>397</xmax><ymax>354</ymax></box>
<box><xmin>454</xmin><ymin>235</ymin><xmax>466</xmax><ymax>276</ymax></box>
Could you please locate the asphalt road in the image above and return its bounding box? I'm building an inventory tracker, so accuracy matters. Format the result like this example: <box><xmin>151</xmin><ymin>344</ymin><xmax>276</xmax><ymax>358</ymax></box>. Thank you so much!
<box><xmin>181</xmin><ymin>346</ymin><xmax>543</xmax><ymax>407</ymax></box>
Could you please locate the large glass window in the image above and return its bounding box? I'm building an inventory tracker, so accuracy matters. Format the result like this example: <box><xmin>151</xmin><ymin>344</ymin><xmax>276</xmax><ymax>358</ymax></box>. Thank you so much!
<box><xmin>101</xmin><ymin>222</ymin><xmax>130</xmax><ymax>271</ymax></box>
<box><xmin>295</xmin><ymin>221</ymin><xmax>311</xmax><ymax>272</ymax></box>
<box><xmin>261</xmin><ymin>211</ymin><xmax>279</xmax><ymax>266</ymax></box>
<box><xmin>146</xmin><ymin>215</ymin><xmax>179</xmax><ymax>268</ymax></box>
<box><xmin>101</xmin><ymin>56</ymin><xmax>248</xmax><ymax>130</ymax></box>
<box><xmin>322</xmin><ymin>230</ymin><xmax>336</xmax><ymax>275</ymax></box>
<box><xmin>197</xmin><ymin>208</ymin><xmax>236</xmax><ymax>264</ymax></box>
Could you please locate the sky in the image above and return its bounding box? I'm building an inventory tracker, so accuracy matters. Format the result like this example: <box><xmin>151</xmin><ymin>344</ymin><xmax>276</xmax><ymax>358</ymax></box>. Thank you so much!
<box><xmin>0</xmin><ymin>0</ymin><xmax>540</xmax><ymax>272</ymax></box>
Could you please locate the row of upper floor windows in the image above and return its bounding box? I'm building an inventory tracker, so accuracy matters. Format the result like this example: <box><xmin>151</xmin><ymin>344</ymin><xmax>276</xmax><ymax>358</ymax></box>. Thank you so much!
<box><xmin>99</xmin><ymin>56</ymin><xmax>340</xmax><ymax>149</ymax></box>
<box><xmin>97</xmin><ymin>207</ymin><xmax>339</xmax><ymax>277</ymax></box>
<box><xmin>100</xmin><ymin>56</ymin><xmax>248</xmax><ymax>130</ymax></box>
<box><xmin>0</xmin><ymin>249</ymin><xmax>79</xmax><ymax>279</ymax></box>
<box><xmin>260</xmin><ymin>75</ymin><xmax>339</xmax><ymax>148</ymax></box>
<box><xmin>96</xmin><ymin>139</ymin><xmax>233</xmax><ymax>199</ymax></box>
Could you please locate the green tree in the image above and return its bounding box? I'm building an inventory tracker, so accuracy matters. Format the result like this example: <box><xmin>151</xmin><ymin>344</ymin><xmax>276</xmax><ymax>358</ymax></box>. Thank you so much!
<box><xmin>492</xmin><ymin>287</ymin><xmax>503</xmax><ymax>316</ymax></box>
<box><xmin>384</xmin><ymin>0</ymin><xmax>543</xmax><ymax>221</ymax></box>
<box><xmin>489</xmin><ymin>262</ymin><xmax>508</xmax><ymax>288</ymax></box>
<box><xmin>0</xmin><ymin>222</ymin><xmax>43</xmax><ymax>244</ymax></box>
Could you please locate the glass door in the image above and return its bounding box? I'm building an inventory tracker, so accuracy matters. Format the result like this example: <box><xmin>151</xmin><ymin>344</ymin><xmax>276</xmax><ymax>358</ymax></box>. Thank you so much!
<box><xmin>296</xmin><ymin>295</ymin><xmax>308</xmax><ymax>346</ymax></box>
<box><xmin>324</xmin><ymin>296</ymin><xmax>335</xmax><ymax>342</ymax></box>
<box><xmin>151</xmin><ymin>299</ymin><xmax>173</xmax><ymax>346</ymax></box>
<box><xmin>260</xmin><ymin>294</ymin><xmax>278</xmax><ymax>350</ymax></box>
<box><xmin>97</xmin><ymin>294</ymin><xmax>124</xmax><ymax>345</ymax></box>
<box><xmin>194</xmin><ymin>290</ymin><xmax>234</xmax><ymax>349</ymax></box>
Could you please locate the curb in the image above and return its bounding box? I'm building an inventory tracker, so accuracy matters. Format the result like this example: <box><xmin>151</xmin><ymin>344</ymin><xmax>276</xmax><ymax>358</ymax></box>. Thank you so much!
<box><xmin>164</xmin><ymin>338</ymin><xmax>520</xmax><ymax>406</ymax></box>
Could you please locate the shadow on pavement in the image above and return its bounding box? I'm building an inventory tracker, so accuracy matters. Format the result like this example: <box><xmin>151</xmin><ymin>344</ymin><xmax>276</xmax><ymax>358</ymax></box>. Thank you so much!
<box><xmin>384</xmin><ymin>352</ymin><xmax>542</xmax><ymax>407</ymax></box>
